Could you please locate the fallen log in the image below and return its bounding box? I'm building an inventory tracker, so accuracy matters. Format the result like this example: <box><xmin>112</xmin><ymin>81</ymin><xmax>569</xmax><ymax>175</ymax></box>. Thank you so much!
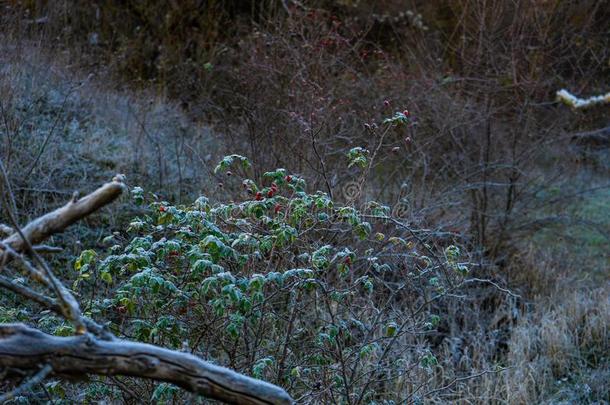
<box><xmin>0</xmin><ymin>324</ymin><xmax>293</xmax><ymax>405</ymax></box>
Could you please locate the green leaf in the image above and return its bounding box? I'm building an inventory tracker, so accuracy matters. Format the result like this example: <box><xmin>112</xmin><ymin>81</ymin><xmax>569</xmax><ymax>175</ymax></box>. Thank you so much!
<box><xmin>386</xmin><ymin>321</ymin><xmax>398</xmax><ymax>337</ymax></box>
<box><xmin>214</xmin><ymin>154</ymin><xmax>251</xmax><ymax>174</ymax></box>
<box><xmin>445</xmin><ymin>245</ymin><xmax>460</xmax><ymax>261</ymax></box>
<box><xmin>312</xmin><ymin>245</ymin><xmax>332</xmax><ymax>269</ymax></box>
<box><xmin>151</xmin><ymin>383</ymin><xmax>179</xmax><ymax>403</ymax></box>
<box><xmin>131</xmin><ymin>186</ymin><xmax>144</xmax><ymax>205</ymax></box>
<box><xmin>252</xmin><ymin>357</ymin><xmax>274</xmax><ymax>379</ymax></box>
<box><xmin>359</xmin><ymin>343</ymin><xmax>377</xmax><ymax>358</ymax></box>
<box><xmin>420</xmin><ymin>352</ymin><xmax>438</xmax><ymax>369</ymax></box>
<box><xmin>249</xmin><ymin>274</ymin><xmax>266</xmax><ymax>291</ymax></box>
<box><xmin>358</xmin><ymin>276</ymin><xmax>374</xmax><ymax>293</ymax></box>
<box><xmin>192</xmin><ymin>259</ymin><xmax>223</xmax><ymax>277</ymax></box>
<box><xmin>100</xmin><ymin>271</ymin><xmax>113</xmax><ymax>284</ymax></box>
<box><xmin>75</xmin><ymin>250</ymin><xmax>97</xmax><ymax>271</ymax></box>
<box><xmin>383</xmin><ymin>111</ymin><xmax>411</xmax><ymax>126</ymax></box>
<box><xmin>54</xmin><ymin>324</ymin><xmax>75</xmax><ymax>337</ymax></box>
<box><xmin>354</xmin><ymin>221</ymin><xmax>372</xmax><ymax>239</ymax></box>
<box><xmin>290</xmin><ymin>367</ymin><xmax>301</xmax><ymax>378</ymax></box>
<box><xmin>347</xmin><ymin>147</ymin><xmax>369</xmax><ymax>168</ymax></box>
<box><xmin>456</xmin><ymin>264</ymin><xmax>469</xmax><ymax>275</ymax></box>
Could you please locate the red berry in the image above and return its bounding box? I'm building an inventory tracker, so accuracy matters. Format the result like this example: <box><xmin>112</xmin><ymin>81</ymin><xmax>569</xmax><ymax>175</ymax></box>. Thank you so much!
<box><xmin>159</xmin><ymin>206</ymin><xmax>166</xmax><ymax>212</ymax></box>
<box><xmin>267</xmin><ymin>190</ymin><xmax>274</xmax><ymax>198</ymax></box>
<box><xmin>255</xmin><ymin>192</ymin><xmax>263</xmax><ymax>201</ymax></box>
<box><xmin>271</xmin><ymin>182</ymin><xmax>278</xmax><ymax>191</ymax></box>
<box><xmin>403</xmin><ymin>109</ymin><xmax>410</xmax><ymax>117</ymax></box>
<box><xmin>285</xmin><ymin>175</ymin><xmax>292</xmax><ymax>183</ymax></box>
<box><xmin>117</xmin><ymin>306</ymin><xmax>127</xmax><ymax>314</ymax></box>
<box><xmin>274</xmin><ymin>204</ymin><xmax>282</xmax><ymax>214</ymax></box>
<box><xmin>344</xmin><ymin>256</ymin><xmax>352</xmax><ymax>265</ymax></box>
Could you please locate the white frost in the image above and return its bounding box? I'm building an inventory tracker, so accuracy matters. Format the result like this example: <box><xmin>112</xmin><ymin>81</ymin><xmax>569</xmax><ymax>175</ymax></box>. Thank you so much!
<box><xmin>556</xmin><ymin>89</ymin><xmax>610</xmax><ymax>109</ymax></box>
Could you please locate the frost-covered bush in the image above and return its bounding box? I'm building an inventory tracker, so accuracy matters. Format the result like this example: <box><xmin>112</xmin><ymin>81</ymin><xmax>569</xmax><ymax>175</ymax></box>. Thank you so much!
<box><xmin>76</xmin><ymin>156</ymin><xmax>470</xmax><ymax>403</ymax></box>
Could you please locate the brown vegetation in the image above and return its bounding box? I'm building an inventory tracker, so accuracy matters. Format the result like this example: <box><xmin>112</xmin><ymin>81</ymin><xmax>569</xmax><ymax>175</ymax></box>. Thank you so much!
<box><xmin>0</xmin><ymin>1</ymin><xmax>608</xmax><ymax>403</ymax></box>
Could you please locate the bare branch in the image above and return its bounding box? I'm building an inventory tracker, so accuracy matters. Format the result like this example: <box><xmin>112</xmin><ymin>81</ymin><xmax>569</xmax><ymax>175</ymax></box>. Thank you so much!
<box><xmin>556</xmin><ymin>89</ymin><xmax>610</xmax><ymax>109</ymax></box>
<box><xmin>32</xmin><ymin>245</ymin><xmax>63</xmax><ymax>254</ymax></box>
<box><xmin>0</xmin><ymin>224</ymin><xmax>13</xmax><ymax>237</ymax></box>
<box><xmin>570</xmin><ymin>126</ymin><xmax>610</xmax><ymax>149</ymax></box>
<box><xmin>462</xmin><ymin>278</ymin><xmax>521</xmax><ymax>298</ymax></box>
<box><xmin>0</xmin><ymin>242</ymin><xmax>50</xmax><ymax>284</ymax></box>
<box><xmin>0</xmin><ymin>364</ymin><xmax>53</xmax><ymax>403</ymax></box>
<box><xmin>0</xmin><ymin>274</ymin><xmax>61</xmax><ymax>312</ymax></box>
<box><xmin>0</xmin><ymin>324</ymin><xmax>294</xmax><ymax>405</ymax></box>
<box><xmin>1</xmin><ymin>175</ymin><xmax>126</xmax><ymax>254</ymax></box>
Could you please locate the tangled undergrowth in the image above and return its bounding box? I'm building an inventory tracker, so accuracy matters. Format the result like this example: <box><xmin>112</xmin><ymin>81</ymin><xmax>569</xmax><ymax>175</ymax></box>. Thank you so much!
<box><xmin>70</xmin><ymin>156</ymin><xmax>472</xmax><ymax>403</ymax></box>
<box><xmin>0</xmin><ymin>1</ymin><xmax>608</xmax><ymax>404</ymax></box>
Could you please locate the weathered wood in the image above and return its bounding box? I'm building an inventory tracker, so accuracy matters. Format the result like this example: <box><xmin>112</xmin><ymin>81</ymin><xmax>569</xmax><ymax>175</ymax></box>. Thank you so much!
<box><xmin>1</xmin><ymin>175</ymin><xmax>126</xmax><ymax>254</ymax></box>
<box><xmin>0</xmin><ymin>323</ymin><xmax>294</xmax><ymax>405</ymax></box>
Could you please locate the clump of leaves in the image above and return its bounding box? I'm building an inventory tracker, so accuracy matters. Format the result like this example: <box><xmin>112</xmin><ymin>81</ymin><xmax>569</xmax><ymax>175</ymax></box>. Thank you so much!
<box><xmin>347</xmin><ymin>147</ymin><xmax>369</xmax><ymax>168</ymax></box>
<box><xmin>382</xmin><ymin>110</ymin><xmax>411</xmax><ymax>126</ymax></box>
<box><xmin>82</xmin><ymin>156</ymin><xmax>468</xmax><ymax>402</ymax></box>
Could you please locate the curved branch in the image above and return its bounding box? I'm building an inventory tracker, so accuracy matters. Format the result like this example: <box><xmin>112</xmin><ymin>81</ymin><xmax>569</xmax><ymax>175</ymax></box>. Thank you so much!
<box><xmin>556</xmin><ymin>89</ymin><xmax>610</xmax><ymax>109</ymax></box>
<box><xmin>1</xmin><ymin>175</ymin><xmax>126</xmax><ymax>254</ymax></box>
<box><xmin>0</xmin><ymin>324</ymin><xmax>294</xmax><ymax>405</ymax></box>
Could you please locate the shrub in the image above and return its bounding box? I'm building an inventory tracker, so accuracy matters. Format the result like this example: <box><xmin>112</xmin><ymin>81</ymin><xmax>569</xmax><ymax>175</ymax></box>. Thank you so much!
<box><xmin>80</xmin><ymin>155</ymin><xmax>470</xmax><ymax>402</ymax></box>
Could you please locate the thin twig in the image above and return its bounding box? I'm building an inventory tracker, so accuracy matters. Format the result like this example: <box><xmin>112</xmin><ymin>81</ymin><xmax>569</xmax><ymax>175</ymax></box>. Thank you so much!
<box><xmin>462</xmin><ymin>278</ymin><xmax>521</xmax><ymax>298</ymax></box>
<box><xmin>32</xmin><ymin>245</ymin><xmax>63</xmax><ymax>254</ymax></box>
<box><xmin>0</xmin><ymin>274</ymin><xmax>61</xmax><ymax>312</ymax></box>
<box><xmin>309</xmin><ymin>125</ymin><xmax>333</xmax><ymax>199</ymax></box>
<box><xmin>420</xmin><ymin>367</ymin><xmax>510</xmax><ymax>399</ymax></box>
<box><xmin>0</xmin><ymin>364</ymin><xmax>53</xmax><ymax>403</ymax></box>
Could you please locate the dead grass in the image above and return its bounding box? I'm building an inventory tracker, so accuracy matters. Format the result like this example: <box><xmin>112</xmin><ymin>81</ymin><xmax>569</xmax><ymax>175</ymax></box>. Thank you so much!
<box><xmin>426</xmin><ymin>268</ymin><xmax>608</xmax><ymax>404</ymax></box>
<box><xmin>0</xmin><ymin>40</ymin><xmax>222</xmax><ymax>222</ymax></box>
<box><xmin>502</xmin><ymin>287</ymin><xmax>608</xmax><ymax>404</ymax></box>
